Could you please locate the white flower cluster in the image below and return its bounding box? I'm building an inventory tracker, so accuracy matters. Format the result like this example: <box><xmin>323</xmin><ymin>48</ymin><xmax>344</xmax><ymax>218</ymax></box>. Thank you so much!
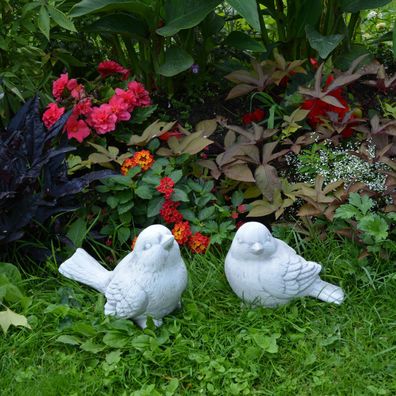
<box><xmin>286</xmin><ymin>141</ymin><xmax>390</xmax><ymax>193</ymax></box>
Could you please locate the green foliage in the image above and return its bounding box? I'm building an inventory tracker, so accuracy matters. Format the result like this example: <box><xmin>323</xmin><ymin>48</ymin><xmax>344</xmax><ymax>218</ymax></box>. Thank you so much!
<box><xmin>93</xmin><ymin>153</ymin><xmax>236</xmax><ymax>248</ymax></box>
<box><xmin>0</xmin><ymin>0</ymin><xmax>91</xmax><ymax>126</ymax></box>
<box><xmin>334</xmin><ymin>193</ymin><xmax>396</xmax><ymax>251</ymax></box>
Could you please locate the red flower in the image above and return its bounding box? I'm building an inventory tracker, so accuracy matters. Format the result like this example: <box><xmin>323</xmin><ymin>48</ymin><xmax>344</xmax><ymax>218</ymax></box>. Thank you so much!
<box><xmin>72</xmin><ymin>98</ymin><xmax>92</xmax><ymax>117</ymax></box>
<box><xmin>52</xmin><ymin>73</ymin><xmax>69</xmax><ymax>101</ymax></box>
<box><xmin>97</xmin><ymin>60</ymin><xmax>130</xmax><ymax>80</ymax></box>
<box><xmin>127</xmin><ymin>81</ymin><xmax>151</xmax><ymax>107</ymax></box>
<box><xmin>172</xmin><ymin>221</ymin><xmax>192</xmax><ymax>245</ymax></box>
<box><xmin>309</xmin><ymin>57</ymin><xmax>319</xmax><ymax>69</ymax></box>
<box><xmin>231</xmin><ymin>211</ymin><xmax>238</xmax><ymax>219</ymax></box>
<box><xmin>242</xmin><ymin>113</ymin><xmax>253</xmax><ymax>125</ymax></box>
<box><xmin>114</xmin><ymin>88</ymin><xmax>138</xmax><ymax>112</ymax></box>
<box><xmin>65</xmin><ymin>116</ymin><xmax>91</xmax><ymax>143</ymax></box>
<box><xmin>159</xmin><ymin>130</ymin><xmax>184</xmax><ymax>141</ymax></box>
<box><xmin>87</xmin><ymin>104</ymin><xmax>118</xmax><ymax>134</ymax></box>
<box><xmin>42</xmin><ymin>103</ymin><xmax>65</xmax><ymax>129</ymax></box>
<box><xmin>242</xmin><ymin>108</ymin><xmax>265</xmax><ymax>125</ymax></box>
<box><xmin>156</xmin><ymin>177</ymin><xmax>175</xmax><ymax>200</ymax></box>
<box><xmin>188</xmin><ymin>232</ymin><xmax>210</xmax><ymax>254</ymax></box>
<box><xmin>108</xmin><ymin>95</ymin><xmax>131</xmax><ymax>122</ymax></box>
<box><xmin>160</xmin><ymin>200</ymin><xmax>183</xmax><ymax>224</ymax></box>
<box><xmin>237</xmin><ymin>204</ymin><xmax>247</xmax><ymax>213</ymax></box>
<box><xmin>301</xmin><ymin>74</ymin><xmax>350</xmax><ymax>129</ymax></box>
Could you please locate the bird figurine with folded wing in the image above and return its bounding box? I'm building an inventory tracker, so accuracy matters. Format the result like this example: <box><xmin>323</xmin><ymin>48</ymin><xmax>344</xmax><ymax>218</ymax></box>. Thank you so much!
<box><xmin>59</xmin><ymin>224</ymin><xmax>188</xmax><ymax>328</ymax></box>
<box><xmin>225</xmin><ymin>222</ymin><xmax>344</xmax><ymax>307</ymax></box>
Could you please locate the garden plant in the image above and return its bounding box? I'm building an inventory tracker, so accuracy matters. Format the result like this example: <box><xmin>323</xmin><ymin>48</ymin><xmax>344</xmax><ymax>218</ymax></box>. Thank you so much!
<box><xmin>1</xmin><ymin>0</ymin><xmax>396</xmax><ymax>394</ymax></box>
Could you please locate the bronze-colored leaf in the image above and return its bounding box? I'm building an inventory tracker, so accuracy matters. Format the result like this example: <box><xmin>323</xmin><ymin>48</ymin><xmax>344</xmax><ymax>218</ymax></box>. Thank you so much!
<box><xmin>297</xmin><ymin>204</ymin><xmax>322</xmax><ymax>217</ymax></box>
<box><xmin>88</xmin><ymin>153</ymin><xmax>111</xmax><ymax>164</ymax></box>
<box><xmin>224</xmin><ymin>130</ymin><xmax>236</xmax><ymax>148</ymax></box>
<box><xmin>320</xmin><ymin>95</ymin><xmax>345</xmax><ymax>109</ymax></box>
<box><xmin>156</xmin><ymin>147</ymin><xmax>173</xmax><ymax>156</ymax></box>
<box><xmin>226</xmin><ymin>84</ymin><xmax>256</xmax><ymax>100</ymax></box>
<box><xmin>255</xmin><ymin>164</ymin><xmax>280</xmax><ymax>201</ymax></box>
<box><xmin>243</xmin><ymin>185</ymin><xmax>262</xmax><ymax>199</ymax></box>
<box><xmin>247</xmin><ymin>200</ymin><xmax>277</xmax><ymax>217</ymax></box>
<box><xmin>196</xmin><ymin>159</ymin><xmax>221</xmax><ymax>179</ymax></box>
<box><xmin>225</xmin><ymin>70</ymin><xmax>258</xmax><ymax>85</ymax></box>
<box><xmin>223</xmin><ymin>163</ymin><xmax>255</xmax><ymax>182</ymax></box>
<box><xmin>128</xmin><ymin>120</ymin><xmax>176</xmax><ymax>145</ymax></box>
<box><xmin>195</xmin><ymin>118</ymin><xmax>218</xmax><ymax>137</ymax></box>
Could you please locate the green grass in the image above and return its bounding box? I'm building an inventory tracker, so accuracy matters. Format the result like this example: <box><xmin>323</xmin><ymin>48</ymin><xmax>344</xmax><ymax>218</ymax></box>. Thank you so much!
<box><xmin>1</xmin><ymin>233</ymin><xmax>396</xmax><ymax>395</ymax></box>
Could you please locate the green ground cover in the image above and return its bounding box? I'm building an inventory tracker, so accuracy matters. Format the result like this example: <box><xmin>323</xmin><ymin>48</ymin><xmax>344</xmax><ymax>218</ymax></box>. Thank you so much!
<box><xmin>1</xmin><ymin>232</ymin><xmax>395</xmax><ymax>395</ymax></box>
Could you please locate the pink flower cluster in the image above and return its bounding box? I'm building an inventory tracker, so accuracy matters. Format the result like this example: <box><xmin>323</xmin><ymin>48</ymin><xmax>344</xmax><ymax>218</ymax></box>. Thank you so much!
<box><xmin>42</xmin><ymin>61</ymin><xmax>151</xmax><ymax>143</ymax></box>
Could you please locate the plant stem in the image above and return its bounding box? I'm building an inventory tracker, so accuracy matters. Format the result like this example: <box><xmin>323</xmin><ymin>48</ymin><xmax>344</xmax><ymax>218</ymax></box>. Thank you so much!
<box><xmin>256</xmin><ymin>1</ymin><xmax>271</xmax><ymax>50</ymax></box>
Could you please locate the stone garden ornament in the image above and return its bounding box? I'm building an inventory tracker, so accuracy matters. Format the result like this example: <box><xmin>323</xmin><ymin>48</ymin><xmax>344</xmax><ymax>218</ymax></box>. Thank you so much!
<box><xmin>225</xmin><ymin>222</ymin><xmax>344</xmax><ymax>307</ymax></box>
<box><xmin>59</xmin><ymin>224</ymin><xmax>188</xmax><ymax>328</ymax></box>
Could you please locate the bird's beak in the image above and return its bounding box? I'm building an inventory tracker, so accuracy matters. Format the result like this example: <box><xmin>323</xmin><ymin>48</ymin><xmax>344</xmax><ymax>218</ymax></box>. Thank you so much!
<box><xmin>250</xmin><ymin>242</ymin><xmax>264</xmax><ymax>254</ymax></box>
<box><xmin>161</xmin><ymin>235</ymin><xmax>174</xmax><ymax>250</ymax></box>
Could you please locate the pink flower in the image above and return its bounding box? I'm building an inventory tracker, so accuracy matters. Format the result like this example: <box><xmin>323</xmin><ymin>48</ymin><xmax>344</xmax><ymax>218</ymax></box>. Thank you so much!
<box><xmin>97</xmin><ymin>60</ymin><xmax>130</xmax><ymax>80</ymax></box>
<box><xmin>87</xmin><ymin>104</ymin><xmax>117</xmax><ymax>134</ymax></box>
<box><xmin>114</xmin><ymin>88</ymin><xmax>137</xmax><ymax>112</ymax></box>
<box><xmin>70</xmin><ymin>83</ymin><xmax>85</xmax><ymax>101</ymax></box>
<box><xmin>65</xmin><ymin>116</ymin><xmax>91</xmax><ymax>142</ymax></box>
<box><xmin>127</xmin><ymin>81</ymin><xmax>151</xmax><ymax>107</ymax></box>
<box><xmin>72</xmin><ymin>98</ymin><xmax>92</xmax><ymax>117</ymax></box>
<box><xmin>52</xmin><ymin>73</ymin><xmax>69</xmax><ymax>101</ymax></box>
<box><xmin>108</xmin><ymin>95</ymin><xmax>131</xmax><ymax>122</ymax></box>
<box><xmin>42</xmin><ymin>103</ymin><xmax>65</xmax><ymax>129</ymax></box>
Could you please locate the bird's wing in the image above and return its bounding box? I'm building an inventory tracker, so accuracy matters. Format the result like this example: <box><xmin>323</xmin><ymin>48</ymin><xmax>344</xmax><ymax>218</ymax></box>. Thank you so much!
<box><xmin>281</xmin><ymin>255</ymin><xmax>322</xmax><ymax>296</ymax></box>
<box><xmin>105</xmin><ymin>278</ymin><xmax>148</xmax><ymax>318</ymax></box>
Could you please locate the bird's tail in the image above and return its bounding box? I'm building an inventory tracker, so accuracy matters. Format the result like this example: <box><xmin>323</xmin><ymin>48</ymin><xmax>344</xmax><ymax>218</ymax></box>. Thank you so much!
<box><xmin>59</xmin><ymin>248</ymin><xmax>111</xmax><ymax>293</ymax></box>
<box><xmin>308</xmin><ymin>279</ymin><xmax>344</xmax><ymax>305</ymax></box>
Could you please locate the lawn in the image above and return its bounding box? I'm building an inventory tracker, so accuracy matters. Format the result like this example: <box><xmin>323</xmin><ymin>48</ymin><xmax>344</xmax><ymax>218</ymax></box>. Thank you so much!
<box><xmin>2</xmin><ymin>232</ymin><xmax>395</xmax><ymax>395</ymax></box>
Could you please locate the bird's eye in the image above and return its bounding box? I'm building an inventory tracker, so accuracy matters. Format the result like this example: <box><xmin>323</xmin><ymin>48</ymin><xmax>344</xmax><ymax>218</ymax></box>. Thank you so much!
<box><xmin>144</xmin><ymin>243</ymin><xmax>152</xmax><ymax>250</ymax></box>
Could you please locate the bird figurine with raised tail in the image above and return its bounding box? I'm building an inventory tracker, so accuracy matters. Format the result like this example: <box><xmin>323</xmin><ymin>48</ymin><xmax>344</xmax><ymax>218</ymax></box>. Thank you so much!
<box><xmin>225</xmin><ymin>222</ymin><xmax>344</xmax><ymax>307</ymax></box>
<box><xmin>59</xmin><ymin>224</ymin><xmax>188</xmax><ymax>328</ymax></box>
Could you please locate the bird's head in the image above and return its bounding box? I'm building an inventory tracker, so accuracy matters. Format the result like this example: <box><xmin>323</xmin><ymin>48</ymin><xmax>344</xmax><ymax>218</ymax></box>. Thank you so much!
<box><xmin>133</xmin><ymin>225</ymin><xmax>178</xmax><ymax>270</ymax></box>
<box><xmin>231</xmin><ymin>222</ymin><xmax>276</xmax><ymax>260</ymax></box>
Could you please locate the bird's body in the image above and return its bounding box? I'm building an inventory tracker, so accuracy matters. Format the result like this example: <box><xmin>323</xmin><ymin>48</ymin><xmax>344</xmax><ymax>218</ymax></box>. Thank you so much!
<box><xmin>225</xmin><ymin>222</ymin><xmax>344</xmax><ymax>307</ymax></box>
<box><xmin>59</xmin><ymin>225</ymin><xmax>187</xmax><ymax>328</ymax></box>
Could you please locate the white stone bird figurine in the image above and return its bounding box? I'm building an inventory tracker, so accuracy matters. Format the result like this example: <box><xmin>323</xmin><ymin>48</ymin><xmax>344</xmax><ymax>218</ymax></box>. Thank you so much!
<box><xmin>225</xmin><ymin>222</ymin><xmax>344</xmax><ymax>307</ymax></box>
<box><xmin>59</xmin><ymin>224</ymin><xmax>188</xmax><ymax>328</ymax></box>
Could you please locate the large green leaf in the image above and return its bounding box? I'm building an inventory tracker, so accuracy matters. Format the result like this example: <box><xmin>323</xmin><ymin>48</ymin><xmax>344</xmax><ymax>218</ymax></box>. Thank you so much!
<box><xmin>156</xmin><ymin>0</ymin><xmax>221</xmax><ymax>37</ymax></box>
<box><xmin>38</xmin><ymin>6</ymin><xmax>50</xmax><ymax>40</ymax></box>
<box><xmin>200</xmin><ymin>12</ymin><xmax>225</xmax><ymax>38</ymax></box>
<box><xmin>47</xmin><ymin>5</ymin><xmax>77</xmax><ymax>32</ymax></box>
<box><xmin>85</xmin><ymin>13</ymin><xmax>149</xmax><ymax>38</ymax></box>
<box><xmin>305</xmin><ymin>25</ymin><xmax>344</xmax><ymax>59</ymax></box>
<box><xmin>227</xmin><ymin>0</ymin><xmax>260</xmax><ymax>31</ymax></box>
<box><xmin>224</xmin><ymin>31</ymin><xmax>266</xmax><ymax>52</ymax></box>
<box><xmin>66</xmin><ymin>218</ymin><xmax>88</xmax><ymax>248</ymax></box>
<box><xmin>288</xmin><ymin>0</ymin><xmax>323</xmax><ymax>38</ymax></box>
<box><xmin>70</xmin><ymin>0</ymin><xmax>153</xmax><ymax>18</ymax></box>
<box><xmin>340</xmin><ymin>0</ymin><xmax>392</xmax><ymax>12</ymax></box>
<box><xmin>157</xmin><ymin>46</ymin><xmax>194</xmax><ymax>77</ymax></box>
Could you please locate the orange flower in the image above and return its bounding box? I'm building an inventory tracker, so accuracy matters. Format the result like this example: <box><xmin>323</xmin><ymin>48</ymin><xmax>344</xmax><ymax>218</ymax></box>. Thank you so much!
<box><xmin>120</xmin><ymin>150</ymin><xmax>154</xmax><ymax>175</ymax></box>
<box><xmin>131</xmin><ymin>236</ymin><xmax>138</xmax><ymax>251</ymax></box>
<box><xmin>133</xmin><ymin>149</ymin><xmax>154</xmax><ymax>171</ymax></box>
<box><xmin>121</xmin><ymin>157</ymin><xmax>137</xmax><ymax>175</ymax></box>
<box><xmin>188</xmin><ymin>232</ymin><xmax>210</xmax><ymax>254</ymax></box>
<box><xmin>172</xmin><ymin>221</ymin><xmax>191</xmax><ymax>245</ymax></box>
